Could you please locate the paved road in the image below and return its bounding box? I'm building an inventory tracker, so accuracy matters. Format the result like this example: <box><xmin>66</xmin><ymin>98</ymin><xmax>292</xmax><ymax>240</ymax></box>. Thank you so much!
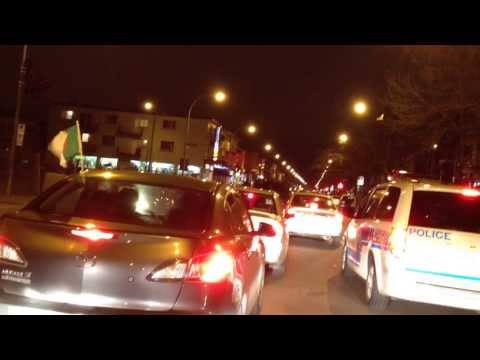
<box><xmin>261</xmin><ymin>236</ymin><xmax>473</xmax><ymax>315</ymax></box>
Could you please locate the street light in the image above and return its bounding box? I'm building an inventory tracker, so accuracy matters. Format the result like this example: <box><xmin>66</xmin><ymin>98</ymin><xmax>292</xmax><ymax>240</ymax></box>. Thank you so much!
<box><xmin>433</xmin><ymin>143</ymin><xmax>438</xmax><ymax>150</ymax></box>
<box><xmin>143</xmin><ymin>101</ymin><xmax>154</xmax><ymax>112</ymax></box>
<box><xmin>184</xmin><ymin>89</ymin><xmax>228</xmax><ymax>175</ymax></box>
<box><xmin>353</xmin><ymin>100</ymin><xmax>367</xmax><ymax>115</ymax></box>
<box><xmin>247</xmin><ymin>124</ymin><xmax>257</xmax><ymax>135</ymax></box>
<box><xmin>338</xmin><ymin>133</ymin><xmax>349</xmax><ymax>145</ymax></box>
<box><xmin>213</xmin><ymin>90</ymin><xmax>227</xmax><ymax>103</ymax></box>
<box><xmin>275</xmin><ymin>154</ymin><xmax>280</xmax><ymax>160</ymax></box>
<box><xmin>264</xmin><ymin>143</ymin><xmax>273</xmax><ymax>152</ymax></box>
<box><xmin>143</xmin><ymin>100</ymin><xmax>157</xmax><ymax>172</ymax></box>
<box><xmin>286</xmin><ymin>165</ymin><xmax>291</xmax><ymax>170</ymax></box>
<box><xmin>328</xmin><ymin>159</ymin><xmax>333</xmax><ymax>164</ymax></box>
<box><xmin>282</xmin><ymin>161</ymin><xmax>287</xmax><ymax>166</ymax></box>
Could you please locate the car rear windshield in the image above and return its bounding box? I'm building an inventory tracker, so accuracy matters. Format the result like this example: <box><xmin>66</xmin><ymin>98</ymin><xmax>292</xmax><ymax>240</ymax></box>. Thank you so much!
<box><xmin>30</xmin><ymin>178</ymin><xmax>211</xmax><ymax>232</ymax></box>
<box><xmin>241</xmin><ymin>191</ymin><xmax>277</xmax><ymax>214</ymax></box>
<box><xmin>409</xmin><ymin>191</ymin><xmax>480</xmax><ymax>234</ymax></box>
<box><xmin>291</xmin><ymin>195</ymin><xmax>335</xmax><ymax>210</ymax></box>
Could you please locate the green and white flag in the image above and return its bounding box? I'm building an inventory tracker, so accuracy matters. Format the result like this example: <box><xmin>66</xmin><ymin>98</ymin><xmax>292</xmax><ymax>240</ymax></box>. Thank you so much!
<box><xmin>48</xmin><ymin>121</ymin><xmax>83</xmax><ymax>168</ymax></box>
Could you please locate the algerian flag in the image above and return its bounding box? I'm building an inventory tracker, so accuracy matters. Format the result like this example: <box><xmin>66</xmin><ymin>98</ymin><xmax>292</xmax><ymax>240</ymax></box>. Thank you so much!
<box><xmin>48</xmin><ymin>121</ymin><xmax>83</xmax><ymax>168</ymax></box>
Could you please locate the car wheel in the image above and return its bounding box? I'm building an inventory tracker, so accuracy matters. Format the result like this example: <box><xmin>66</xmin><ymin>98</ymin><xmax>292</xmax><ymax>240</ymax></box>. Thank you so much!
<box><xmin>341</xmin><ymin>242</ymin><xmax>353</xmax><ymax>278</ymax></box>
<box><xmin>270</xmin><ymin>261</ymin><xmax>286</xmax><ymax>278</ymax></box>
<box><xmin>366</xmin><ymin>257</ymin><xmax>390</xmax><ymax>312</ymax></box>
<box><xmin>331</xmin><ymin>236</ymin><xmax>342</xmax><ymax>248</ymax></box>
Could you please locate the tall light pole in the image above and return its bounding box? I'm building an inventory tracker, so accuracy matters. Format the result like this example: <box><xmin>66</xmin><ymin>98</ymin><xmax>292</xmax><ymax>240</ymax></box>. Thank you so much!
<box><xmin>6</xmin><ymin>45</ymin><xmax>29</xmax><ymax>196</ymax></box>
<box><xmin>143</xmin><ymin>100</ymin><xmax>156</xmax><ymax>173</ymax></box>
<box><xmin>184</xmin><ymin>90</ymin><xmax>226</xmax><ymax>176</ymax></box>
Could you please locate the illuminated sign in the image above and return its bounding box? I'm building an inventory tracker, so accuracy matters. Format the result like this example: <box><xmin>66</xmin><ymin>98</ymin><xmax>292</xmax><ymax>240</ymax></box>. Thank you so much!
<box><xmin>212</xmin><ymin>126</ymin><xmax>222</xmax><ymax>161</ymax></box>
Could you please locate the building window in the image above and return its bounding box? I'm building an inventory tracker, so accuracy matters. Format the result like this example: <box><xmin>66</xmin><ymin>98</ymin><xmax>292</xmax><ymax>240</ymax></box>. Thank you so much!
<box><xmin>106</xmin><ymin>114</ymin><xmax>118</xmax><ymax>125</ymax></box>
<box><xmin>102</xmin><ymin>135</ymin><xmax>115</xmax><ymax>146</ymax></box>
<box><xmin>135</xmin><ymin>119</ymin><xmax>149</xmax><ymax>128</ymax></box>
<box><xmin>160</xmin><ymin>141</ymin><xmax>174</xmax><ymax>152</ymax></box>
<box><xmin>163</xmin><ymin>120</ymin><xmax>176</xmax><ymax>130</ymax></box>
<box><xmin>64</xmin><ymin>110</ymin><xmax>75</xmax><ymax>120</ymax></box>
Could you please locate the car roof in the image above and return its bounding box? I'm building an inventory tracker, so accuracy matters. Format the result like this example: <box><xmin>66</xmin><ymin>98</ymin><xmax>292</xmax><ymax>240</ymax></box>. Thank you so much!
<box><xmin>293</xmin><ymin>191</ymin><xmax>330</xmax><ymax>198</ymax></box>
<box><xmin>238</xmin><ymin>186</ymin><xmax>279</xmax><ymax>196</ymax></box>
<box><xmin>379</xmin><ymin>177</ymin><xmax>473</xmax><ymax>193</ymax></box>
<box><xmin>79</xmin><ymin>170</ymin><xmax>218</xmax><ymax>192</ymax></box>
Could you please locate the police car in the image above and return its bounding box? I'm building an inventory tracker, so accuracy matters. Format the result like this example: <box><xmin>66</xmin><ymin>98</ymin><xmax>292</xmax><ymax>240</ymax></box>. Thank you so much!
<box><xmin>341</xmin><ymin>176</ymin><xmax>480</xmax><ymax>312</ymax></box>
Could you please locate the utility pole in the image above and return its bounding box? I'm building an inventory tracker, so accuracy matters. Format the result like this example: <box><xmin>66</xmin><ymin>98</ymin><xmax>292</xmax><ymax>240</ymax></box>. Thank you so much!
<box><xmin>6</xmin><ymin>45</ymin><xmax>29</xmax><ymax>196</ymax></box>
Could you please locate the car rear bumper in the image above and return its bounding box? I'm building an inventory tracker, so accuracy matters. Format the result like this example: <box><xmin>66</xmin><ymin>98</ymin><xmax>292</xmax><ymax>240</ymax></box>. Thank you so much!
<box><xmin>0</xmin><ymin>279</ymin><xmax>241</xmax><ymax>315</ymax></box>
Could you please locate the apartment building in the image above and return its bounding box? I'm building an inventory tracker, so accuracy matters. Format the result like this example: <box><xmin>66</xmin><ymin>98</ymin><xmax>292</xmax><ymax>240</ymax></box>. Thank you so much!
<box><xmin>48</xmin><ymin>104</ymin><xmax>219</xmax><ymax>176</ymax></box>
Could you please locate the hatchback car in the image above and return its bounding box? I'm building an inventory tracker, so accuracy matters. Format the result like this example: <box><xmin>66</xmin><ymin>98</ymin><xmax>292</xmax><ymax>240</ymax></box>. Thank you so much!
<box><xmin>0</xmin><ymin>170</ymin><xmax>271</xmax><ymax>314</ymax></box>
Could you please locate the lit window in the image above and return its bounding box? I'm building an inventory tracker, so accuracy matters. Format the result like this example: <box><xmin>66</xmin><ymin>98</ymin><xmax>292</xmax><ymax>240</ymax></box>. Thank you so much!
<box><xmin>82</xmin><ymin>133</ymin><xmax>91</xmax><ymax>143</ymax></box>
<box><xmin>65</xmin><ymin>110</ymin><xmax>74</xmax><ymax>120</ymax></box>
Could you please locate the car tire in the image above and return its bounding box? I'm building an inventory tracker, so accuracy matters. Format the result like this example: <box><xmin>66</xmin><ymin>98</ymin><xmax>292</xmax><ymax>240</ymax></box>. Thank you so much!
<box><xmin>270</xmin><ymin>261</ymin><xmax>286</xmax><ymax>278</ymax></box>
<box><xmin>366</xmin><ymin>257</ymin><xmax>390</xmax><ymax>312</ymax></box>
<box><xmin>331</xmin><ymin>236</ymin><xmax>342</xmax><ymax>248</ymax></box>
<box><xmin>341</xmin><ymin>242</ymin><xmax>354</xmax><ymax>278</ymax></box>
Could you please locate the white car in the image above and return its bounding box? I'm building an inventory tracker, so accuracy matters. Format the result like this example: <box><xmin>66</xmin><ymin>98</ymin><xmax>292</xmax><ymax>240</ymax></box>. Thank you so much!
<box><xmin>285</xmin><ymin>192</ymin><xmax>343</xmax><ymax>246</ymax></box>
<box><xmin>239</xmin><ymin>187</ymin><xmax>289</xmax><ymax>276</ymax></box>
<box><xmin>342</xmin><ymin>176</ymin><xmax>480</xmax><ymax>312</ymax></box>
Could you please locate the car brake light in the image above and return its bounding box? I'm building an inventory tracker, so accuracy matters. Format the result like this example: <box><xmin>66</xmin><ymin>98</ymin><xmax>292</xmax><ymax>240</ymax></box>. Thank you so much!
<box><xmin>462</xmin><ymin>189</ymin><xmax>480</xmax><ymax>197</ymax></box>
<box><xmin>388</xmin><ymin>227</ymin><xmax>407</xmax><ymax>256</ymax></box>
<box><xmin>246</xmin><ymin>192</ymin><xmax>255</xmax><ymax>200</ymax></box>
<box><xmin>185</xmin><ymin>249</ymin><xmax>234</xmax><ymax>283</ymax></box>
<box><xmin>0</xmin><ymin>235</ymin><xmax>25</xmax><ymax>265</ymax></box>
<box><xmin>71</xmin><ymin>224</ymin><xmax>114</xmax><ymax>242</ymax></box>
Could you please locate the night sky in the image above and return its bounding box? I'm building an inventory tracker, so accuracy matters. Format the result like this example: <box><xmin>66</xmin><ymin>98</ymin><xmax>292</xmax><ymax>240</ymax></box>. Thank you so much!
<box><xmin>0</xmin><ymin>45</ymin><xmax>390</xmax><ymax>181</ymax></box>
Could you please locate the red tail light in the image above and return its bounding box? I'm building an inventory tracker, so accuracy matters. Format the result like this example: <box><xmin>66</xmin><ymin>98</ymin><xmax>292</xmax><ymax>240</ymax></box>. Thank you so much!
<box><xmin>185</xmin><ymin>248</ymin><xmax>234</xmax><ymax>283</ymax></box>
<box><xmin>71</xmin><ymin>224</ymin><xmax>114</xmax><ymax>242</ymax></box>
<box><xmin>246</xmin><ymin>192</ymin><xmax>255</xmax><ymax>200</ymax></box>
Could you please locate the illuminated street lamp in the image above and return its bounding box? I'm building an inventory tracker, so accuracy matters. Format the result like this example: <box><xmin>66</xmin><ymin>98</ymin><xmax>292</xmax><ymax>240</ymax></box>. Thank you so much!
<box><xmin>328</xmin><ymin>159</ymin><xmax>333</xmax><ymax>164</ymax></box>
<box><xmin>433</xmin><ymin>143</ymin><xmax>438</xmax><ymax>150</ymax></box>
<box><xmin>247</xmin><ymin>124</ymin><xmax>257</xmax><ymax>135</ymax></box>
<box><xmin>184</xmin><ymin>89</ymin><xmax>228</xmax><ymax>175</ymax></box>
<box><xmin>143</xmin><ymin>100</ymin><xmax>157</xmax><ymax>172</ymax></box>
<box><xmin>338</xmin><ymin>133</ymin><xmax>349</xmax><ymax>145</ymax></box>
<box><xmin>264</xmin><ymin>143</ymin><xmax>273</xmax><ymax>152</ymax></box>
<box><xmin>282</xmin><ymin>161</ymin><xmax>287</xmax><ymax>166</ymax></box>
<box><xmin>275</xmin><ymin>154</ymin><xmax>280</xmax><ymax>160</ymax></box>
<box><xmin>143</xmin><ymin>101</ymin><xmax>154</xmax><ymax>112</ymax></box>
<box><xmin>286</xmin><ymin>165</ymin><xmax>291</xmax><ymax>170</ymax></box>
<box><xmin>213</xmin><ymin>90</ymin><xmax>227</xmax><ymax>103</ymax></box>
<box><xmin>353</xmin><ymin>100</ymin><xmax>367</xmax><ymax>115</ymax></box>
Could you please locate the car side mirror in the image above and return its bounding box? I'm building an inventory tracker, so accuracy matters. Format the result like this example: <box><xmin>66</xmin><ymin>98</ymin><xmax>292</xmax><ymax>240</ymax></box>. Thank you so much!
<box><xmin>257</xmin><ymin>222</ymin><xmax>276</xmax><ymax>237</ymax></box>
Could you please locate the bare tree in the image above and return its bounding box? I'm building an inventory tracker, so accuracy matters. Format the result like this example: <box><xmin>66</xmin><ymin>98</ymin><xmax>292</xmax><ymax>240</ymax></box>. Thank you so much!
<box><xmin>385</xmin><ymin>46</ymin><xmax>480</xmax><ymax>151</ymax></box>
